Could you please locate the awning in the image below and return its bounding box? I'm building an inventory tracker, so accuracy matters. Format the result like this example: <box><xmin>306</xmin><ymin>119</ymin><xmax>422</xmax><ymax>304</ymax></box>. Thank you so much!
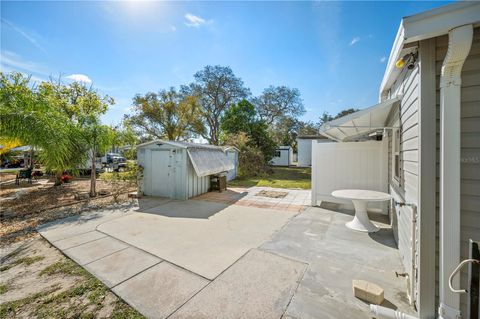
<box><xmin>187</xmin><ymin>148</ymin><xmax>235</xmax><ymax>177</ymax></box>
<box><xmin>319</xmin><ymin>97</ymin><xmax>400</xmax><ymax>142</ymax></box>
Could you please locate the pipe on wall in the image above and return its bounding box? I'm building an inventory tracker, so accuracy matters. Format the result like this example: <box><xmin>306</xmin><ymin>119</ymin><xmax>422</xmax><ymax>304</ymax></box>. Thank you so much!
<box><xmin>438</xmin><ymin>24</ymin><xmax>473</xmax><ymax>319</ymax></box>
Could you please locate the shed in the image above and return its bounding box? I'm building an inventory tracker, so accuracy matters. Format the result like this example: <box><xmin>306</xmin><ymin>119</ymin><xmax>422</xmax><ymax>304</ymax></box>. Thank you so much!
<box><xmin>137</xmin><ymin>140</ymin><xmax>235</xmax><ymax>200</ymax></box>
<box><xmin>222</xmin><ymin>146</ymin><xmax>239</xmax><ymax>181</ymax></box>
<box><xmin>296</xmin><ymin>135</ymin><xmax>331</xmax><ymax>167</ymax></box>
<box><xmin>270</xmin><ymin>146</ymin><xmax>293</xmax><ymax>166</ymax></box>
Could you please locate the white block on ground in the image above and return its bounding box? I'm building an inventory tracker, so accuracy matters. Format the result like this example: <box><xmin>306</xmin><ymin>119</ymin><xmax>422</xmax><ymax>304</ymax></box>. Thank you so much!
<box><xmin>352</xmin><ymin>279</ymin><xmax>384</xmax><ymax>305</ymax></box>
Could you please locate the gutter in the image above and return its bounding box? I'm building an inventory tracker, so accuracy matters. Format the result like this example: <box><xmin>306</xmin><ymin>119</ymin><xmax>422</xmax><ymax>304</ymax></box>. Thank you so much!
<box><xmin>438</xmin><ymin>24</ymin><xmax>473</xmax><ymax>319</ymax></box>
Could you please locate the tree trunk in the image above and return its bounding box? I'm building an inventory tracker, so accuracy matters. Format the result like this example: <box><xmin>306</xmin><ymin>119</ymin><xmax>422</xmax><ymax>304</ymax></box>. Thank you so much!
<box><xmin>54</xmin><ymin>170</ymin><xmax>62</xmax><ymax>186</ymax></box>
<box><xmin>90</xmin><ymin>153</ymin><xmax>96</xmax><ymax>197</ymax></box>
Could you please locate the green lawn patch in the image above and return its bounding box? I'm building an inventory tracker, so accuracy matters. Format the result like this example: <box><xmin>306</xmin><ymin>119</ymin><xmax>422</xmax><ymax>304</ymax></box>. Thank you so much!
<box><xmin>229</xmin><ymin>166</ymin><xmax>311</xmax><ymax>189</ymax></box>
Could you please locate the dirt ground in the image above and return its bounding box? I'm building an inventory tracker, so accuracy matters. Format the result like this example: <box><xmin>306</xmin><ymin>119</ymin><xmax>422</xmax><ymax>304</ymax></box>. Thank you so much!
<box><xmin>0</xmin><ymin>234</ymin><xmax>144</xmax><ymax>318</ymax></box>
<box><xmin>0</xmin><ymin>178</ymin><xmax>136</xmax><ymax>245</ymax></box>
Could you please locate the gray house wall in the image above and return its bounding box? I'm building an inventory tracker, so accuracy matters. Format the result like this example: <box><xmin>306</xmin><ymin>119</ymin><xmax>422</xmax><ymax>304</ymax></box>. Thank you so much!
<box><xmin>386</xmin><ymin>60</ymin><xmax>421</xmax><ymax>304</ymax></box>
<box><xmin>434</xmin><ymin>28</ymin><xmax>480</xmax><ymax>315</ymax></box>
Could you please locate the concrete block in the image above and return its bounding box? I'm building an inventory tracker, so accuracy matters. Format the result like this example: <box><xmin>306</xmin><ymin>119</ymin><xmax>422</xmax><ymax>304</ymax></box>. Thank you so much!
<box><xmin>64</xmin><ymin>236</ymin><xmax>128</xmax><ymax>266</ymax></box>
<box><xmin>53</xmin><ymin>230</ymin><xmax>106</xmax><ymax>250</ymax></box>
<box><xmin>352</xmin><ymin>279</ymin><xmax>384</xmax><ymax>305</ymax></box>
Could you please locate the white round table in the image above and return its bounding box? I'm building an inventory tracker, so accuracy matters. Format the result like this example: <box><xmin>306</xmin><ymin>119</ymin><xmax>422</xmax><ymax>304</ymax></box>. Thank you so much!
<box><xmin>331</xmin><ymin>189</ymin><xmax>391</xmax><ymax>233</ymax></box>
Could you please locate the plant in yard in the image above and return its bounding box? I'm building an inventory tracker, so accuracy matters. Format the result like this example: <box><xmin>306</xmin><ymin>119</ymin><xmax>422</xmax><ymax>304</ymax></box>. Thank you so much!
<box><xmin>223</xmin><ymin>132</ymin><xmax>268</xmax><ymax>177</ymax></box>
<box><xmin>220</xmin><ymin>99</ymin><xmax>277</xmax><ymax>162</ymax></box>
<box><xmin>100</xmin><ymin>161</ymin><xmax>138</xmax><ymax>202</ymax></box>
<box><xmin>0</xmin><ymin>73</ymin><xmax>86</xmax><ymax>185</ymax></box>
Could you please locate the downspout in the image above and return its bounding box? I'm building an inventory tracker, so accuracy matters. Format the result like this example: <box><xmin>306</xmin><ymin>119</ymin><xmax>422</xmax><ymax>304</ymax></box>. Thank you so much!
<box><xmin>438</xmin><ymin>24</ymin><xmax>473</xmax><ymax>319</ymax></box>
<box><xmin>371</xmin><ymin>25</ymin><xmax>473</xmax><ymax>319</ymax></box>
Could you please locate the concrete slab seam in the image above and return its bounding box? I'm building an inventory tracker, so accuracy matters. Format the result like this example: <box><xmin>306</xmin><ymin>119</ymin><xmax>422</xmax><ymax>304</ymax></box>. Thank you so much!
<box><xmin>52</xmin><ymin>232</ymin><xmax>108</xmax><ymax>249</ymax></box>
<box><xmin>280</xmin><ymin>260</ymin><xmax>309</xmax><ymax>319</ymax></box>
<box><xmin>94</xmin><ymin>228</ymin><xmax>213</xmax><ymax>282</ymax></box>
<box><xmin>164</xmin><ymin>249</ymin><xmax>254</xmax><ymax>319</ymax></box>
<box><xmin>76</xmin><ymin>245</ymin><xmax>130</xmax><ymax>267</ymax></box>
<box><xmin>109</xmin><ymin>260</ymin><xmax>164</xmax><ymax>289</ymax></box>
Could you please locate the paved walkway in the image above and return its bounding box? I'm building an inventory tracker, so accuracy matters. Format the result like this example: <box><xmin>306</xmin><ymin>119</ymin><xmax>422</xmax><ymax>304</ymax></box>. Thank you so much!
<box><xmin>37</xmin><ymin>189</ymin><xmax>413</xmax><ymax>319</ymax></box>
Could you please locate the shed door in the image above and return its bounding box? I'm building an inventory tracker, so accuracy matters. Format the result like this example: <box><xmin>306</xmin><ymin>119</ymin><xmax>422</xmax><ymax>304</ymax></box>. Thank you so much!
<box><xmin>150</xmin><ymin>150</ymin><xmax>173</xmax><ymax>197</ymax></box>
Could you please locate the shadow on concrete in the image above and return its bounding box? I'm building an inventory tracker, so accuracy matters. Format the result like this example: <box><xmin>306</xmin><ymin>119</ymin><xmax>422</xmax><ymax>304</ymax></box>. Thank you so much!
<box><xmin>368</xmin><ymin>228</ymin><xmax>398</xmax><ymax>249</ymax></box>
<box><xmin>136</xmin><ymin>197</ymin><xmax>230</xmax><ymax>219</ymax></box>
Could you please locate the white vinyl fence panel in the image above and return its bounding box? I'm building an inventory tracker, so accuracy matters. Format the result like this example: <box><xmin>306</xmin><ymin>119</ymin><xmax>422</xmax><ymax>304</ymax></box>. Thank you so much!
<box><xmin>311</xmin><ymin>140</ymin><xmax>388</xmax><ymax>211</ymax></box>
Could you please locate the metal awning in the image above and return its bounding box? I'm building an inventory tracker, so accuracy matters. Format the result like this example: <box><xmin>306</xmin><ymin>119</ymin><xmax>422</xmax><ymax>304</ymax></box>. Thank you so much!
<box><xmin>187</xmin><ymin>148</ymin><xmax>234</xmax><ymax>177</ymax></box>
<box><xmin>319</xmin><ymin>97</ymin><xmax>400</xmax><ymax>142</ymax></box>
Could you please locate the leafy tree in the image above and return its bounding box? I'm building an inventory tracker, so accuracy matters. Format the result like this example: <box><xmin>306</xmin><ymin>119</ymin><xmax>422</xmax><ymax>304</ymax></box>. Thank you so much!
<box><xmin>254</xmin><ymin>86</ymin><xmax>305</xmax><ymax>125</ymax></box>
<box><xmin>126</xmin><ymin>87</ymin><xmax>203</xmax><ymax>141</ymax></box>
<box><xmin>181</xmin><ymin>65</ymin><xmax>250</xmax><ymax>145</ymax></box>
<box><xmin>220</xmin><ymin>99</ymin><xmax>277</xmax><ymax>162</ymax></box>
<box><xmin>41</xmin><ymin>79</ymin><xmax>113</xmax><ymax>194</ymax></box>
<box><xmin>223</xmin><ymin>132</ymin><xmax>267</xmax><ymax>177</ymax></box>
<box><xmin>111</xmin><ymin>122</ymin><xmax>139</xmax><ymax>160</ymax></box>
<box><xmin>0</xmin><ymin>73</ymin><xmax>85</xmax><ymax>185</ymax></box>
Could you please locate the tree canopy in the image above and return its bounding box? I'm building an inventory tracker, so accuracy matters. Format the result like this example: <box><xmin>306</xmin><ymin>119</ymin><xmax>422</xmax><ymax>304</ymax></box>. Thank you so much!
<box><xmin>254</xmin><ymin>86</ymin><xmax>305</xmax><ymax>125</ymax></box>
<box><xmin>126</xmin><ymin>87</ymin><xmax>203</xmax><ymax>141</ymax></box>
<box><xmin>181</xmin><ymin>65</ymin><xmax>250</xmax><ymax>145</ymax></box>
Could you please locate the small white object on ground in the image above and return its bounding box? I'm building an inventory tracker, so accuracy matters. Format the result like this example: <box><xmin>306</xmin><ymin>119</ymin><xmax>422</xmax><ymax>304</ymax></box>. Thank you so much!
<box><xmin>352</xmin><ymin>279</ymin><xmax>385</xmax><ymax>305</ymax></box>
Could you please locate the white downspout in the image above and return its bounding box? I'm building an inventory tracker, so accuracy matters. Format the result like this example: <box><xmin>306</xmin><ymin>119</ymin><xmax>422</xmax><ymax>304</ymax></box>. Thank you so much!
<box><xmin>438</xmin><ymin>24</ymin><xmax>472</xmax><ymax>319</ymax></box>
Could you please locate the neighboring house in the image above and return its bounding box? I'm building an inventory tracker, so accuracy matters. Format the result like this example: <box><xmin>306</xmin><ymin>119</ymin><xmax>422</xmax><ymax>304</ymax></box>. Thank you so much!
<box><xmin>137</xmin><ymin>140</ymin><xmax>235</xmax><ymax>200</ymax></box>
<box><xmin>296</xmin><ymin>135</ymin><xmax>331</xmax><ymax>167</ymax></box>
<box><xmin>270</xmin><ymin>146</ymin><xmax>293</xmax><ymax>166</ymax></box>
<box><xmin>316</xmin><ymin>3</ymin><xmax>480</xmax><ymax>319</ymax></box>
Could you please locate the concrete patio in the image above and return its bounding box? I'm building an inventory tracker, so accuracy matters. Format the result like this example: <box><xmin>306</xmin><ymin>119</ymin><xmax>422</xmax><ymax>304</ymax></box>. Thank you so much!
<box><xmin>37</xmin><ymin>187</ymin><xmax>413</xmax><ymax>319</ymax></box>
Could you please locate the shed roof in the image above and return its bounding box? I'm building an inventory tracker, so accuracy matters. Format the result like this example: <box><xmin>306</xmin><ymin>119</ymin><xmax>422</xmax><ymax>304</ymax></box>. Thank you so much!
<box><xmin>137</xmin><ymin>140</ymin><xmax>234</xmax><ymax>177</ymax></box>
<box><xmin>319</xmin><ymin>97</ymin><xmax>400</xmax><ymax>142</ymax></box>
<box><xmin>297</xmin><ymin>135</ymin><xmax>328</xmax><ymax>140</ymax></box>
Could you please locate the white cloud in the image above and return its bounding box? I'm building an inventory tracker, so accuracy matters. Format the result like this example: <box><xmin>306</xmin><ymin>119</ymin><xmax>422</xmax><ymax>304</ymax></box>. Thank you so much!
<box><xmin>1</xmin><ymin>18</ymin><xmax>47</xmax><ymax>54</ymax></box>
<box><xmin>380</xmin><ymin>56</ymin><xmax>387</xmax><ymax>63</ymax></box>
<box><xmin>65</xmin><ymin>74</ymin><xmax>92</xmax><ymax>84</ymax></box>
<box><xmin>184</xmin><ymin>13</ymin><xmax>209</xmax><ymax>28</ymax></box>
<box><xmin>349</xmin><ymin>36</ymin><xmax>360</xmax><ymax>46</ymax></box>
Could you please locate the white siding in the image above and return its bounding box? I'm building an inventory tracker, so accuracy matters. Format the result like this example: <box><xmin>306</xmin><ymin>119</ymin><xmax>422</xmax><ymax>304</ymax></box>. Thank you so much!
<box><xmin>435</xmin><ymin>29</ymin><xmax>480</xmax><ymax>315</ymax></box>
<box><xmin>186</xmin><ymin>159</ymin><xmax>210</xmax><ymax>199</ymax></box>
<box><xmin>297</xmin><ymin>139</ymin><xmax>313</xmax><ymax>167</ymax></box>
<box><xmin>386</xmin><ymin>61</ymin><xmax>421</xmax><ymax>303</ymax></box>
<box><xmin>270</xmin><ymin>147</ymin><xmax>292</xmax><ymax>166</ymax></box>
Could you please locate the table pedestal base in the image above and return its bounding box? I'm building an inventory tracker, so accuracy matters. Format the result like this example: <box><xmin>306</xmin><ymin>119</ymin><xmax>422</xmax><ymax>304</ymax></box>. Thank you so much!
<box><xmin>345</xmin><ymin>200</ymin><xmax>379</xmax><ymax>233</ymax></box>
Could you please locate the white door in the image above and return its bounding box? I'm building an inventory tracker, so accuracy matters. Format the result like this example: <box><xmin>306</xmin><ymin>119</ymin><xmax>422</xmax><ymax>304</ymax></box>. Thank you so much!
<box><xmin>150</xmin><ymin>150</ymin><xmax>173</xmax><ymax>197</ymax></box>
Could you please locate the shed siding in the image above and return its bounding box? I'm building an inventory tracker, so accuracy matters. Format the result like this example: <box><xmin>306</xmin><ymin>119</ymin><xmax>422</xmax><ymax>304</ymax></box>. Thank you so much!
<box><xmin>434</xmin><ymin>28</ymin><xmax>480</xmax><ymax>315</ymax></box>
<box><xmin>386</xmin><ymin>61</ymin><xmax>421</xmax><ymax>303</ymax></box>
<box><xmin>187</xmin><ymin>159</ymin><xmax>210</xmax><ymax>199</ymax></box>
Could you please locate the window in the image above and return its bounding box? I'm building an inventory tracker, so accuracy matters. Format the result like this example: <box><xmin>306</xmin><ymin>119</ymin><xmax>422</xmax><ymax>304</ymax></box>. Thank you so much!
<box><xmin>274</xmin><ymin>150</ymin><xmax>281</xmax><ymax>158</ymax></box>
<box><xmin>392</xmin><ymin>127</ymin><xmax>401</xmax><ymax>185</ymax></box>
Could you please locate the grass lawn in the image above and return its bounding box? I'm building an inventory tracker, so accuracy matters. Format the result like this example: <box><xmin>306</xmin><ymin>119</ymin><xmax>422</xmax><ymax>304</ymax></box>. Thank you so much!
<box><xmin>229</xmin><ymin>166</ymin><xmax>311</xmax><ymax>189</ymax></box>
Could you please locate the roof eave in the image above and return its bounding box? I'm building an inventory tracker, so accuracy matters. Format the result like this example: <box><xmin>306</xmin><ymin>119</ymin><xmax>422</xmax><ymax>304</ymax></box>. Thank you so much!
<box><xmin>379</xmin><ymin>2</ymin><xmax>480</xmax><ymax>101</ymax></box>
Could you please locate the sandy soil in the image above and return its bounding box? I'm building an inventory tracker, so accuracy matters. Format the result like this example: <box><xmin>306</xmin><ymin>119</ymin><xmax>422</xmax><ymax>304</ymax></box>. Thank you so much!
<box><xmin>0</xmin><ymin>234</ymin><xmax>143</xmax><ymax>318</ymax></box>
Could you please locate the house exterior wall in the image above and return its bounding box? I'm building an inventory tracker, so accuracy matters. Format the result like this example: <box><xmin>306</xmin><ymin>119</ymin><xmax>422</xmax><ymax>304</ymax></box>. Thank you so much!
<box><xmin>385</xmin><ymin>27</ymin><xmax>480</xmax><ymax>316</ymax></box>
<box><xmin>434</xmin><ymin>28</ymin><xmax>480</xmax><ymax>315</ymax></box>
<box><xmin>386</xmin><ymin>60</ymin><xmax>421</xmax><ymax>304</ymax></box>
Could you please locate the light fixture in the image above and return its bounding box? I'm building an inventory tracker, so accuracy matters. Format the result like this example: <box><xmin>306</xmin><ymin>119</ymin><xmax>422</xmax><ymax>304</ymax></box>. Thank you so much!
<box><xmin>395</xmin><ymin>52</ymin><xmax>417</xmax><ymax>70</ymax></box>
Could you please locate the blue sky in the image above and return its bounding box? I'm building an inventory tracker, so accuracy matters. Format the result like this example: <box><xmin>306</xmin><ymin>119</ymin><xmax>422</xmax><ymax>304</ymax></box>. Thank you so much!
<box><xmin>1</xmin><ymin>1</ymin><xmax>451</xmax><ymax>125</ymax></box>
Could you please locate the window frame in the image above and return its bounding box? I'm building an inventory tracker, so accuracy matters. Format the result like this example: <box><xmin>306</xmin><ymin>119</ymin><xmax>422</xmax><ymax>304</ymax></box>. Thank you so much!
<box><xmin>391</xmin><ymin>124</ymin><xmax>402</xmax><ymax>186</ymax></box>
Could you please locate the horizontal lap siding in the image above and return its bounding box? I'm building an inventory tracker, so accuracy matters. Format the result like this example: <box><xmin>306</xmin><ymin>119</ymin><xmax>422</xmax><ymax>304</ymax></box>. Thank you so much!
<box><xmin>387</xmin><ymin>64</ymin><xmax>421</xmax><ymax>299</ymax></box>
<box><xmin>435</xmin><ymin>28</ymin><xmax>480</xmax><ymax>315</ymax></box>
